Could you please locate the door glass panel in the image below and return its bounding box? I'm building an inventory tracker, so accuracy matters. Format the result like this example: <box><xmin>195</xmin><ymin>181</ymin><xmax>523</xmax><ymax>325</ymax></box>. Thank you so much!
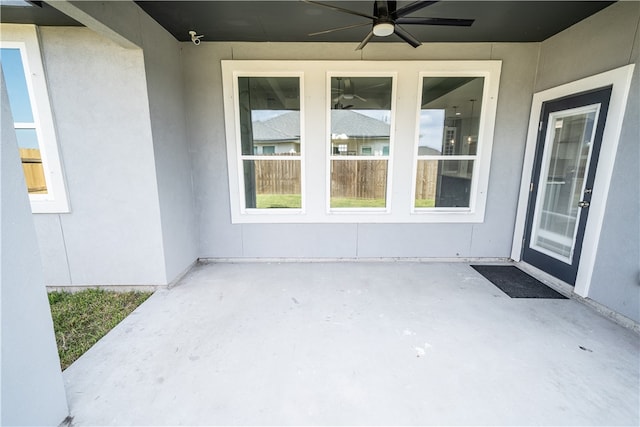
<box><xmin>329</xmin><ymin>76</ymin><xmax>392</xmax><ymax>208</ymax></box>
<box><xmin>530</xmin><ymin>106</ymin><xmax>599</xmax><ymax>263</ymax></box>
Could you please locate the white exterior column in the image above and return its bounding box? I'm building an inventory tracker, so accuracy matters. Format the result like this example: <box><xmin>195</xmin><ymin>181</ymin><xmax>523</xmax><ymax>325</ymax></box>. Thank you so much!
<box><xmin>0</xmin><ymin>70</ymin><xmax>68</xmax><ymax>425</ymax></box>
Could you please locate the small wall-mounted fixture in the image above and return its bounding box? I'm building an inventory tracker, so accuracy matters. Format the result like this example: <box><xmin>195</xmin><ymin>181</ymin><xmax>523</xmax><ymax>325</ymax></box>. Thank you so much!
<box><xmin>189</xmin><ymin>30</ymin><xmax>203</xmax><ymax>45</ymax></box>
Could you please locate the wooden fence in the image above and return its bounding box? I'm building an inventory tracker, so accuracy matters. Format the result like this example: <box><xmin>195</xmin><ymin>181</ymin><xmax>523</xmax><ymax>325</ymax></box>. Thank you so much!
<box><xmin>19</xmin><ymin>148</ymin><xmax>47</xmax><ymax>194</ymax></box>
<box><xmin>330</xmin><ymin>160</ymin><xmax>387</xmax><ymax>199</ymax></box>
<box><xmin>252</xmin><ymin>158</ymin><xmax>438</xmax><ymax>201</ymax></box>
<box><xmin>414</xmin><ymin>160</ymin><xmax>438</xmax><ymax>201</ymax></box>
<box><xmin>254</xmin><ymin>160</ymin><xmax>301</xmax><ymax>195</ymax></box>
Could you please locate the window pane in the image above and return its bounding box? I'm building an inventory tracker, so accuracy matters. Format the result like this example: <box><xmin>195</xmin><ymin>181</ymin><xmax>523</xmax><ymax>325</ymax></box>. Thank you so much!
<box><xmin>330</xmin><ymin>160</ymin><xmax>387</xmax><ymax>208</ymax></box>
<box><xmin>415</xmin><ymin>160</ymin><xmax>474</xmax><ymax>208</ymax></box>
<box><xmin>0</xmin><ymin>48</ymin><xmax>34</xmax><ymax>122</ymax></box>
<box><xmin>16</xmin><ymin>128</ymin><xmax>47</xmax><ymax>194</ymax></box>
<box><xmin>17</xmin><ymin>129</ymin><xmax>47</xmax><ymax>194</ymax></box>
<box><xmin>15</xmin><ymin>127</ymin><xmax>39</xmax><ymax>148</ymax></box>
<box><xmin>330</xmin><ymin>77</ymin><xmax>392</xmax><ymax>209</ymax></box>
<box><xmin>238</xmin><ymin>77</ymin><xmax>300</xmax><ymax>156</ymax></box>
<box><xmin>418</xmin><ymin>77</ymin><xmax>484</xmax><ymax>156</ymax></box>
<box><xmin>243</xmin><ymin>160</ymin><xmax>301</xmax><ymax>209</ymax></box>
<box><xmin>330</xmin><ymin>77</ymin><xmax>391</xmax><ymax>157</ymax></box>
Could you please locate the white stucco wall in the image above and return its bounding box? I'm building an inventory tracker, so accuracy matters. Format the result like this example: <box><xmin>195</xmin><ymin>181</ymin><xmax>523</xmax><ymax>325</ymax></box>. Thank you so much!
<box><xmin>24</xmin><ymin>0</ymin><xmax>198</xmax><ymax>286</ymax></box>
<box><xmin>535</xmin><ymin>1</ymin><xmax>640</xmax><ymax>322</ymax></box>
<box><xmin>34</xmin><ymin>27</ymin><xmax>168</xmax><ymax>286</ymax></box>
<box><xmin>138</xmin><ymin>15</ymin><xmax>198</xmax><ymax>282</ymax></box>
<box><xmin>1</xmin><ymin>71</ymin><xmax>68</xmax><ymax>426</ymax></box>
<box><xmin>183</xmin><ymin>42</ymin><xmax>539</xmax><ymax>259</ymax></box>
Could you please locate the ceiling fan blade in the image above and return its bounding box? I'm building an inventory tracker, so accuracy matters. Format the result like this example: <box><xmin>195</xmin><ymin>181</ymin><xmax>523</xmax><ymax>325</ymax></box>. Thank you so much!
<box><xmin>309</xmin><ymin>22</ymin><xmax>372</xmax><ymax>36</ymax></box>
<box><xmin>396</xmin><ymin>17</ymin><xmax>474</xmax><ymax>26</ymax></box>
<box><xmin>355</xmin><ymin>29</ymin><xmax>375</xmax><ymax>50</ymax></box>
<box><xmin>393</xmin><ymin>1</ymin><xmax>438</xmax><ymax>19</ymax></box>
<box><xmin>304</xmin><ymin>0</ymin><xmax>376</xmax><ymax>21</ymax></box>
<box><xmin>393</xmin><ymin>25</ymin><xmax>422</xmax><ymax>48</ymax></box>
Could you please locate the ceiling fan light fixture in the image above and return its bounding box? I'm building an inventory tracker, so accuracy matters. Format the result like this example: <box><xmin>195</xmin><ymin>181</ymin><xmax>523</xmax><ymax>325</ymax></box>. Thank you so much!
<box><xmin>373</xmin><ymin>22</ymin><xmax>394</xmax><ymax>37</ymax></box>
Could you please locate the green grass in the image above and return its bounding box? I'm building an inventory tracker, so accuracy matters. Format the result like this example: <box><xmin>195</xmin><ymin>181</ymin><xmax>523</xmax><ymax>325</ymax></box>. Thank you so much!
<box><xmin>331</xmin><ymin>197</ymin><xmax>386</xmax><ymax>208</ymax></box>
<box><xmin>256</xmin><ymin>194</ymin><xmax>301</xmax><ymax>208</ymax></box>
<box><xmin>414</xmin><ymin>198</ymin><xmax>436</xmax><ymax>208</ymax></box>
<box><xmin>48</xmin><ymin>289</ymin><xmax>152</xmax><ymax>370</ymax></box>
<box><xmin>254</xmin><ymin>194</ymin><xmax>435</xmax><ymax>208</ymax></box>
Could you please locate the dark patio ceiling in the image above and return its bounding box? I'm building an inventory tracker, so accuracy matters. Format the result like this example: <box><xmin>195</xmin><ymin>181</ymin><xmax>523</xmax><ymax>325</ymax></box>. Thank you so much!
<box><xmin>134</xmin><ymin>1</ymin><xmax>614</xmax><ymax>44</ymax></box>
<box><xmin>0</xmin><ymin>1</ymin><xmax>81</xmax><ymax>26</ymax></box>
<box><xmin>0</xmin><ymin>1</ymin><xmax>615</xmax><ymax>45</ymax></box>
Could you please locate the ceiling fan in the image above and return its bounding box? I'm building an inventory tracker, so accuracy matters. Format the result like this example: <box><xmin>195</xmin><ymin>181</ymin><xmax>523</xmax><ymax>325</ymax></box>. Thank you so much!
<box><xmin>305</xmin><ymin>0</ymin><xmax>474</xmax><ymax>50</ymax></box>
<box><xmin>332</xmin><ymin>77</ymin><xmax>367</xmax><ymax>104</ymax></box>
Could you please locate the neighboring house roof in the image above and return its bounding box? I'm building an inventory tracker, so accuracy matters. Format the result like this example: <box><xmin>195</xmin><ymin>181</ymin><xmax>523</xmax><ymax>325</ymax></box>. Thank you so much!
<box><xmin>252</xmin><ymin>110</ymin><xmax>389</xmax><ymax>141</ymax></box>
<box><xmin>331</xmin><ymin>110</ymin><xmax>389</xmax><ymax>138</ymax></box>
<box><xmin>251</xmin><ymin>121</ymin><xmax>297</xmax><ymax>142</ymax></box>
<box><xmin>418</xmin><ymin>146</ymin><xmax>442</xmax><ymax>156</ymax></box>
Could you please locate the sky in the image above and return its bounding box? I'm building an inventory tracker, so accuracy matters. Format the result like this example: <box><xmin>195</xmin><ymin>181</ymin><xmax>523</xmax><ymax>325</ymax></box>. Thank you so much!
<box><xmin>1</xmin><ymin>48</ymin><xmax>34</xmax><ymax>123</ymax></box>
<box><xmin>1</xmin><ymin>48</ymin><xmax>40</xmax><ymax>149</ymax></box>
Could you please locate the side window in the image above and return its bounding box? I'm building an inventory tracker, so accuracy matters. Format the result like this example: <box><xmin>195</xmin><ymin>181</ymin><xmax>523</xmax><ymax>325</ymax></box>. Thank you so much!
<box><xmin>414</xmin><ymin>77</ymin><xmax>484</xmax><ymax>210</ymax></box>
<box><xmin>329</xmin><ymin>76</ymin><xmax>394</xmax><ymax>210</ymax></box>
<box><xmin>1</xmin><ymin>47</ymin><xmax>46</xmax><ymax>194</ymax></box>
<box><xmin>236</xmin><ymin>76</ymin><xmax>302</xmax><ymax>210</ymax></box>
<box><xmin>1</xmin><ymin>29</ymin><xmax>68</xmax><ymax>213</ymax></box>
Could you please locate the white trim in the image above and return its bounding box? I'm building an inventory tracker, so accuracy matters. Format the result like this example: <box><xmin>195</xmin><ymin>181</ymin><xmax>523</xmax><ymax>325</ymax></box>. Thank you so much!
<box><xmin>230</xmin><ymin>72</ymin><xmax>305</xmax><ymax>215</ymax></box>
<box><xmin>409</xmin><ymin>68</ymin><xmax>501</xmax><ymax>221</ymax></box>
<box><xmin>0</xmin><ymin>25</ymin><xmax>70</xmax><ymax>213</ymax></box>
<box><xmin>511</xmin><ymin>64</ymin><xmax>636</xmax><ymax>298</ymax></box>
<box><xmin>221</xmin><ymin>60</ymin><xmax>502</xmax><ymax>224</ymax></box>
<box><xmin>199</xmin><ymin>256</ymin><xmax>512</xmax><ymax>264</ymax></box>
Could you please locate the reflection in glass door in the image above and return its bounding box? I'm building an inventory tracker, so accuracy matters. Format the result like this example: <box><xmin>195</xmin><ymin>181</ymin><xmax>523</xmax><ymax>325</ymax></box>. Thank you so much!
<box><xmin>530</xmin><ymin>106</ymin><xmax>599</xmax><ymax>263</ymax></box>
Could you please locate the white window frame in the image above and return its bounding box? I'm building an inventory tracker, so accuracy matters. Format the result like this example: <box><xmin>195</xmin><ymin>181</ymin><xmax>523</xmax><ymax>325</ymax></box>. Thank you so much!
<box><xmin>231</xmin><ymin>72</ymin><xmax>306</xmax><ymax>215</ymax></box>
<box><xmin>410</xmin><ymin>68</ymin><xmax>501</xmax><ymax>222</ymax></box>
<box><xmin>1</xmin><ymin>24</ymin><xmax>69</xmax><ymax>213</ymax></box>
<box><xmin>326</xmin><ymin>71</ymin><xmax>397</xmax><ymax>215</ymax></box>
<box><xmin>221</xmin><ymin>60</ymin><xmax>501</xmax><ymax>224</ymax></box>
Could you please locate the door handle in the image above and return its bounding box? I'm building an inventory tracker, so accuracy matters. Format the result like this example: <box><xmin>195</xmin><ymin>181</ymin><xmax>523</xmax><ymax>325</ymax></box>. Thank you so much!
<box><xmin>578</xmin><ymin>201</ymin><xmax>590</xmax><ymax>208</ymax></box>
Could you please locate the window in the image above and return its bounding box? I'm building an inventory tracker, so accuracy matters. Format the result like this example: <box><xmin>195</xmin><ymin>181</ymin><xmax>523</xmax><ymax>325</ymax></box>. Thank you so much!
<box><xmin>236</xmin><ymin>76</ymin><xmax>303</xmax><ymax>210</ymax></box>
<box><xmin>328</xmin><ymin>76</ymin><xmax>394</xmax><ymax>210</ymax></box>
<box><xmin>222</xmin><ymin>61</ymin><xmax>501</xmax><ymax>223</ymax></box>
<box><xmin>1</xmin><ymin>25</ymin><xmax>69</xmax><ymax>213</ymax></box>
<box><xmin>414</xmin><ymin>77</ymin><xmax>484</xmax><ymax>210</ymax></box>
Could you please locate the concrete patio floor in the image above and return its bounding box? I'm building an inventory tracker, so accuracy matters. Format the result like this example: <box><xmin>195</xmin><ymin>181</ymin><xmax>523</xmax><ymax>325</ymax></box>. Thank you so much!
<box><xmin>63</xmin><ymin>262</ymin><xmax>639</xmax><ymax>426</ymax></box>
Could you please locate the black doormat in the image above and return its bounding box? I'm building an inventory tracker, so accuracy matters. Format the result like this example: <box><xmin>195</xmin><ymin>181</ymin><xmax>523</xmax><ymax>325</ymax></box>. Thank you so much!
<box><xmin>471</xmin><ymin>265</ymin><xmax>568</xmax><ymax>299</ymax></box>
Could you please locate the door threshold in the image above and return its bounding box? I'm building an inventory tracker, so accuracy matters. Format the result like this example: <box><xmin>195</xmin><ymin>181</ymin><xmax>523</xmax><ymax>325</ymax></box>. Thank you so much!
<box><xmin>516</xmin><ymin>261</ymin><xmax>575</xmax><ymax>298</ymax></box>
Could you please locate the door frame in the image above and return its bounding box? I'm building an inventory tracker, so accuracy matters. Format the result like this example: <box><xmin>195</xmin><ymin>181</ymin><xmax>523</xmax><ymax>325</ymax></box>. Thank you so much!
<box><xmin>511</xmin><ymin>65</ymin><xmax>635</xmax><ymax>298</ymax></box>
